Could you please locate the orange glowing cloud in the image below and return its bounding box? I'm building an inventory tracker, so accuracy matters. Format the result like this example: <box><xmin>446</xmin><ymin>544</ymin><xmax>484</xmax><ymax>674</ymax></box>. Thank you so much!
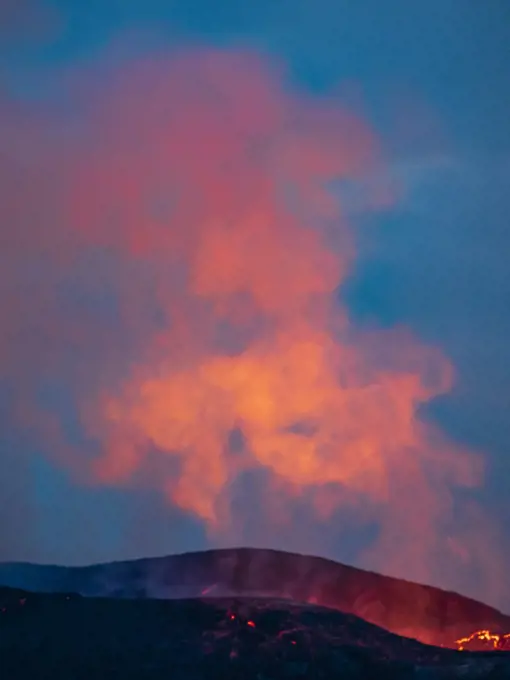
<box><xmin>0</xmin><ymin>47</ymin><xmax>499</xmax><ymax>596</ymax></box>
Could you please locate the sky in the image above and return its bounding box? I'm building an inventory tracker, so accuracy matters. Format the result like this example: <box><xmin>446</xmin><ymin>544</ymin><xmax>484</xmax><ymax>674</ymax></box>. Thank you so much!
<box><xmin>0</xmin><ymin>1</ymin><xmax>509</xmax><ymax>610</ymax></box>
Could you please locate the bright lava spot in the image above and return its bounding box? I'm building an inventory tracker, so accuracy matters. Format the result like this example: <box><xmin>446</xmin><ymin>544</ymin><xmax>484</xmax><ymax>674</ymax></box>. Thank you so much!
<box><xmin>456</xmin><ymin>629</ymin><xmax>510</xmax><ymax>651</ymax></box>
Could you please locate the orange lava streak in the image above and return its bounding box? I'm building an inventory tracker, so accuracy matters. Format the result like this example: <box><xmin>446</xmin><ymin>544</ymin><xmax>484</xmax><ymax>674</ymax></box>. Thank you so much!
<box><xmin>456</xmin><ymin>629</ymin><xmax>510</xmax><ymax>651</ymax></box>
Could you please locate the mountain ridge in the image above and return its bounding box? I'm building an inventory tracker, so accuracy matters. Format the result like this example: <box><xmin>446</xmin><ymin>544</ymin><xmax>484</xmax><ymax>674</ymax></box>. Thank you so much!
<box><xmin>1</xmin><ymin>547</ymin><xmax>508</xmax><ymax>648</ymax></box>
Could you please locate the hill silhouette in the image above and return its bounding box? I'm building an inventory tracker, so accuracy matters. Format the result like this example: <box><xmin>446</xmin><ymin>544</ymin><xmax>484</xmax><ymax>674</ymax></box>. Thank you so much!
<box><xmin>1</xmin><ymin>547</ymin><xmax>509</xmax><ymax>650</ymax></box>
<box><xmin>1</xmin><ymin>585</ymin><xmax>510</xmax><ymax>679</ymax></box>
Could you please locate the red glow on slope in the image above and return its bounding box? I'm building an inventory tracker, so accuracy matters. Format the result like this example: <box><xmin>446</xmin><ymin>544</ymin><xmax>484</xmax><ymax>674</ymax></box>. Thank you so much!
<box><xmin>456</xmin><ymin>630</ymin><xmax>510</xmax><ymax>652</ymax></box>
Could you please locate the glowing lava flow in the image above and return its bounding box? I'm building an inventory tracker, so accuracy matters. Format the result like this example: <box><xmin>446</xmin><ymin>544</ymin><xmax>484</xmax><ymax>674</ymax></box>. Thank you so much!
<box><xmin>456</xmin><ymin>630</ymin><xmax>510</xmax><ymax>651</ymax></box>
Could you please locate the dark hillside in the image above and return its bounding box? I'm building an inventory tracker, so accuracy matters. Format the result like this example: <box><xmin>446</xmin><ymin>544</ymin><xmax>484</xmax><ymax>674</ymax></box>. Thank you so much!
<box><xmin>1</xmin><ymin>586</ymin><xmax>509</xmax><ymax>679</ymax></box>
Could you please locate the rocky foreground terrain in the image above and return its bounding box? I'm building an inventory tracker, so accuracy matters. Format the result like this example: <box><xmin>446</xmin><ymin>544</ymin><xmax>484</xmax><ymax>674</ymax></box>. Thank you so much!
<box><xmin>1</xmin><ymin>586</ymin><xmax>510</xmax><ymax>679</ymax></box>
<box><xmin>1</xmin><ymin>548</ymin><xmax>510</xmax><ymax>649</ymax></box>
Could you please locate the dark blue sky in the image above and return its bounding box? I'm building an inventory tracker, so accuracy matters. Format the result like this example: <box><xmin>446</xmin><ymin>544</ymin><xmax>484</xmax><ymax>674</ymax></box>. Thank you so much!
<box><xmin>1</xmin><ymin>0</ymin><xmax>509</xmax><ymax>609</ymax></box>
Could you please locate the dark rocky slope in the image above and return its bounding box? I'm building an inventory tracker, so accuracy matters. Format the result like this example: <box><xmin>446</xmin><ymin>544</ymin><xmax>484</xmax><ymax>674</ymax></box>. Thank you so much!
<box><xmin>1</xmin><ymin>548</ymin><xmax>509</xmax><ymax>648</ymax></box>
<box><xmin>1</xmin><ymin>586</ymin><xmax>509</xmax><ymax>679</ymax></box>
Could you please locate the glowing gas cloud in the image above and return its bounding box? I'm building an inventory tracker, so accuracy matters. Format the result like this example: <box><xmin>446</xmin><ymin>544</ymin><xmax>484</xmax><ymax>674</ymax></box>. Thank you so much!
<box><xmin>0</xmin><ymin>48</ymin><xmax>499</xmax><ymax>597</ymax></box>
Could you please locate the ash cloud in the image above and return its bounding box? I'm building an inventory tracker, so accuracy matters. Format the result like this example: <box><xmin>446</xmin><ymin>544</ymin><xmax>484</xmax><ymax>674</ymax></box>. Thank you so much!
<box><xmin>0</xmin><ymin>45</ymin><xmax>504</xmax><ymax>607</ymax></box>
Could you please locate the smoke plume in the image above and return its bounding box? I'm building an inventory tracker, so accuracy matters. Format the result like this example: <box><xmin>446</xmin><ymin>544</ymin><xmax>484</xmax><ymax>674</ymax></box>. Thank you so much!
<box><xmin>0</xmin><ymin>48</ymin><xmax>500</xmax><ymax>600</ymax></box>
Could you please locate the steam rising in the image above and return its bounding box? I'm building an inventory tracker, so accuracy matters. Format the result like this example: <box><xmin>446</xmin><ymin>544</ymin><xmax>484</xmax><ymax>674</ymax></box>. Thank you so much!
<box><xmin>0</xmin><ymin>48</ymin><xmax>500</xmax><ymax>599</ymax></box>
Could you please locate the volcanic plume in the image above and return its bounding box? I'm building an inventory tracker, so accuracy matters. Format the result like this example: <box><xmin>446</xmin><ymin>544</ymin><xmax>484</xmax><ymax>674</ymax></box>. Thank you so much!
<box><xmin>0</xmin><ymin>47</ymin><xmax>501</xmax><ymax>601</ymax></box>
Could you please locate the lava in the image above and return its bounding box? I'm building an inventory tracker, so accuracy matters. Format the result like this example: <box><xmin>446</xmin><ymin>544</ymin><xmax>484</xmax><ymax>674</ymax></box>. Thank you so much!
<box><xmin>222</xmin><ymin>609</ymin><xmax>510</xmax><ymax>655</ymax></box>
<box><xmin>2</xmin><ymin>547</ymin><xmax>510</xmax><ymax>651</ymax></box>
<box><xmin>456</xmin><ymin>629</ymin><xmax>510</xmax><ymax>652</ymax></box>
<box><xmin>5</xmin><ymin>586</ymin><xmax>509</xmax><ymax>680</ymax></box>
